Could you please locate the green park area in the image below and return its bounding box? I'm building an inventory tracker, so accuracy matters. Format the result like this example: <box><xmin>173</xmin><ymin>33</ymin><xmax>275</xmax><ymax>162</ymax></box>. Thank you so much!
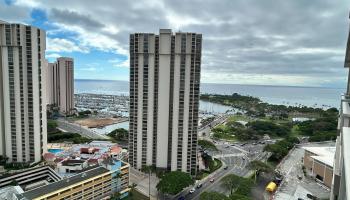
<box><xmin>201</xmin><ymin>93</ymin><xmax>338</xmax><ymax>145</ymax></box>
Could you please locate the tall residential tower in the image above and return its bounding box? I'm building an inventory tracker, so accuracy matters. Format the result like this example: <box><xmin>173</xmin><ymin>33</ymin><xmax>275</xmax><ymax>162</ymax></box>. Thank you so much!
<box><xmin>330</xmin><ymin>15</ymin><xmax>350</xmax><ymax>200</ymax></box>
<box><xmin>46</xmin><ymin>57</ymin><xmax>74</xmax><ymax>115</ymax></box>
<box><xmin>129</xmin><ymin>29</ymin><xmax>202</xmax><ymax>175</ymax></box>
<box><xmin>0</xmin><ymin>20</ymin><xmax>47</xmax><ymax>163</ymax></box>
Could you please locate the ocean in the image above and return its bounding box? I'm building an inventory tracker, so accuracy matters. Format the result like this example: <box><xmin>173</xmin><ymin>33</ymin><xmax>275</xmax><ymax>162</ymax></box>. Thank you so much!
<box><xmin>75</xmin><ymin>79</ymin><xmax>344</xmax><ymax>109</ymax></box>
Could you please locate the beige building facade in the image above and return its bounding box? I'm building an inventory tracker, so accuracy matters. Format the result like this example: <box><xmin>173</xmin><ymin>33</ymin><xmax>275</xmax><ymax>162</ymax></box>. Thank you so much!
<box><xmin>0</xmin><ymin>20</ymin><xmax>47</xmax><ymax>163</ymax></box>
<box><xmin>129</xmin><ymin>29</ymin><xmax>202</xmax><ymax>175</ymax></box>
<box><xmin>46</xmin><ymin>57</ymin><xmax>74</xmax><ymax>115</ymax></box>
<box><xmin>303</xmin><ymin>147</ymin><xmax>335</xmax><ymax>188</ymax></box>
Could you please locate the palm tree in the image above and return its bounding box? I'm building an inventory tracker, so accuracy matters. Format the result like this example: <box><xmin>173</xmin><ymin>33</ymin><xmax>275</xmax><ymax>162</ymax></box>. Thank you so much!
<box><xmin>141</xmin><ymin>165</ymin><xmax>156</xmax><ymax>200</ymax></box>
<box><xmin>248</xmin><ymin>160</ymin><xmax>272</xmax><ymax>183</ymax></box>
<box><xmin>220</xmin><ymin>174</ymin><xmax>242</xmax><ymax>195</ymax></box>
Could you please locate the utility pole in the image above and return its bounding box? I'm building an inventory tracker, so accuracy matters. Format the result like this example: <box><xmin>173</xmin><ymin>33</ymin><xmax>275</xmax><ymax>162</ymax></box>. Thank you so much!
<box><xmin>149</xmin><ymin>169</ymin><xmax>151</xmax><ymax>200</ymax></box>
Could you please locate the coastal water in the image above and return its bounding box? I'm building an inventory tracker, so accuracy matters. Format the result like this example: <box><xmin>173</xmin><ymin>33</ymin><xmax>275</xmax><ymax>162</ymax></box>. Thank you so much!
<box><xmin>75</xmin><ymin>79</ymin><xmax>344</xmax><ymax>108</ymax></box>
<box><xmin>76</xmin><ymin>79</ymin><xmax>344</xmax><ymax>133</ymax></box>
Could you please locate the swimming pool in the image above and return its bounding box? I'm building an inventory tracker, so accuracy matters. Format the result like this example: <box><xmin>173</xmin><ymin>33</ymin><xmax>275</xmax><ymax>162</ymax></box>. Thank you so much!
<box><xmin>48</xmin><ymin>148</ymin><xmax>63</xmax><ymax>154</ymax></box>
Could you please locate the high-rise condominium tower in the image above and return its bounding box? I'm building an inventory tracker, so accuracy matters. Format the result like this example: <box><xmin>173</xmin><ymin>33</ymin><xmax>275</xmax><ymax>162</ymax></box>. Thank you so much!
<box><xmin>129</xmin><ymin>29</ymin><xmax>202</xmax><ymax>175</ymax></box>
<box><xmin>330</xmin><ymin>15</ymin><xmax>350</xmax><ymax>200</ymax></box>
<box><xmin>0</xmin><ymin>20</ymin><xmax>47</xmax><ymax>163</ymax></box>
<box><xmin>46</xmin><ymin>57</ymin><xmax>74</xmax><ymax>115</ymax></box>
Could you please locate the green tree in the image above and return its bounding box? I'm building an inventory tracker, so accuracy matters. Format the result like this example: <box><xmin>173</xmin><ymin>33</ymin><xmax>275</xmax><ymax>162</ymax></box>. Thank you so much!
<box><xmin>47</xmin><ymin>120</ymin><xmax>58</xmax><ymax>133</ymax></box>
<box><xmin>229</xmin><ymin>194</ymin><xmax>251</xmax><ymax>200</ymax></box>
<box><xmin>248</xmin><ymin>161</ymin><xmax>272</xmax><ymax>173</ymax></box>
<box><xmin>200</xmin><ymin>191</ymin><xmax>229</xmax><ymax>200</ymax></box>
<box><xmin>198</xmin><ymin>140</ymin><xmax>218</xmax><ymax>151</ymax></box>
<box><xmin>156</xmin><ymin>171</ymin><xmax>194</xmax><ymax>195</ymax></box>
<box><xmin>234</xmin><ymin>178</ymin><xmax>254</xmax><ymax>196</ymax></box>
<box><xmin>0</xmin><ymin>155</ymin><xmax>8</xmax><ymax>165</ymax></box>
<box><xmin>108</xmin><ymin>128</ymin><xmax>128</xmax><ymax>141</ymax></box>
<box><xmin>221</xmin><ymin>174</ymin><xmax>242</xmax><ymax>195</ymax></box>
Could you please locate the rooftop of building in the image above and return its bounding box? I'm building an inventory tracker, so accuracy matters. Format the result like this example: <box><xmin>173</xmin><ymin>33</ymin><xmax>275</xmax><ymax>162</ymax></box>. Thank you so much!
<box><xmin>132</xmin><ymin>29</ymin><xmax>202</xmax><ymax>35</ymax></box>
<box><xmin>22</xmin><ymin>166</ymin><xmax>109</xmax><ymax>199</ymax></box>
<box><xmin>61</xmin><ymin>158</ymin><xmax>87</xmax><ymax>166</ymax></box>
<box><xmin>303</xmin><ymin>146</ymin><xmax>336</xmax><ymax>167</ymax></box>
<box><xmin>0</xmin><ymin>186</ymin><xmax>24</xmax><ymax>199</ymax></box>
<box><xmin>0</xmin><ymin>165</ymin><xmax>56</xmax><ymax>180</ymax></box>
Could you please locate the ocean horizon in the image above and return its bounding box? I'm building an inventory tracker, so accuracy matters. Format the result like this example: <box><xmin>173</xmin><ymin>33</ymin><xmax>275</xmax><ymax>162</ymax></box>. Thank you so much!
<box><xmin>74</xmin><ymin>79</ymin><xmax>345</xmax><ymax>108</ymax></box>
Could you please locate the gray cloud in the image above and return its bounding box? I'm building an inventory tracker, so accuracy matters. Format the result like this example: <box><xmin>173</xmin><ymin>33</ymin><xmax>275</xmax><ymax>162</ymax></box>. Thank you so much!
<box><xmin>5</xmin><ymin>0</ymin><xmax>350</xmax><ymax>86</ymax></box>
<box><xmin>50</xmin><ymin>8</ymin><xmax>105</xmax><ymax>30</ymax></box>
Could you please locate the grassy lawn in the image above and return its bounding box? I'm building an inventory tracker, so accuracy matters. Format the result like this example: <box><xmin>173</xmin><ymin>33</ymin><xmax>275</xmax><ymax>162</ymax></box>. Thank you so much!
<box><xmin>227</xmin><ymin>115</ymin><xmax>251</xmax><ymax>123</ymax></box>
<box><xmin>212</xmin><ymin>124</ymin><xmax>237</xmax><ymax>141</ymax></box>
<box><xmin>212</xmin><ymin>132</ymin><xmax>236</xmax><ymax>141</ymax></box>
<box><xmin>290</xmin><ymin>124</ymin><xmax>302</xmax><ymax>137</ymax></box>
<box><xmin>196</xmin><ymin>171</ymin><xmax>210</xmax><ymax>180</ymax></box>
<box><xmin>210</xmin><ymin>158</ymin><xmax>223</xmax><ymax>172</ymax></box>
<box><xmin>197</xmin><ymin>158</ymin><xmax>223</xmax><ymax>180</ymax></box>
<box><xmin>261</xmin><ymin>116</ymin><xmax>291</xmax><ymax>124</ymax></box>
<box><xmin>125</xmin><ymin>189</ymin><xmax>149</xmax><ymax>200</ymax></box>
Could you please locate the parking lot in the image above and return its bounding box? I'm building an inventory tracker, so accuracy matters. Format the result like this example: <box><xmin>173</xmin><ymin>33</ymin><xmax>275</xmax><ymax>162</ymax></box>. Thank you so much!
<box><xmin>274</xmin><ymin>144</ymin><xmax>332</xmax><ymax>200</ymax></box>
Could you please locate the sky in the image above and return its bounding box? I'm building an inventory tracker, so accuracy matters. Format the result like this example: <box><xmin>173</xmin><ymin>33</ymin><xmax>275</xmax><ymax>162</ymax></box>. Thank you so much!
<box><xmin>0</xmin><ymin>0</ymin><xmax>349</xmax><ymax>87</ymax></box>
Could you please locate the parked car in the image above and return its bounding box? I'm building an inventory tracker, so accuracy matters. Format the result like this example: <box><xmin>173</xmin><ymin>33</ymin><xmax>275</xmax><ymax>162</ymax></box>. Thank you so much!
<box><xmin>224</xmin><ymin>166</ymin><xmax>228</xmax><ymax>170</ymax></box>
<box><xmin>197</xmin><ymin>183</ymin><xmax>203</xmax><ymax>188</ymax></box>
<box><xmin>189</xmin><ymin>188</ymin><xmax>196</xmax><ymax>194</ymax></box>
<box><xmin>306</xmin><ymin>193</ymin><xmax>318</xmax><ymax>200</ymax></box>
<box><xmin>210</xmin><ymin>178</ymin><xmax>215</xmax><ymax>183</ymax></box>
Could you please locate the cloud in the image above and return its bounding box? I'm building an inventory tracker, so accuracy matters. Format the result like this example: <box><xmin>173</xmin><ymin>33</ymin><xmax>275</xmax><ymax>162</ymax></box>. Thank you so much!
<box><xmin>5</xmin><ymin>0</ymin><xmax>350</xmax><ymax>86</ymax></box>
<box><xmin>45</xmin><ymin>53</ymin><xmax>61</xmax><ymax>58</ymax></box>
<box><xmin>50</xmin><ymin>8</ymin><xmax>105</xmax><ymax>30</ymax></box>
<box><xmin>46</xmin><ymin>37</ymin><xmax>89</xmax><ymax>53</ymax></box>
<box><xmin>108</xmin><ymin>58</ymin><xmax>129</xmax><ymax>68</ymax></box>
<box><xmin>77</xmin><ymin>63</ymin><xmax>103</xmax><ymax>72</ymax></box>
<box><xmin>0</xmin><ymin>0</ymin><xmax>31</xmax><ymax>22</ymax></box>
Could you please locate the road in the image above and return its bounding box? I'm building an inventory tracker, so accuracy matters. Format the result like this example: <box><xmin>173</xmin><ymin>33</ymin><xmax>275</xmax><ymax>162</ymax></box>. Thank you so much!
<box><xmin>198</xmin><ymin>114</ymin><xmax>228</xmax><ymax>137</ymax></box>
<box><xmin>56</xmin><ymin>118</ymin><xmax>108</xmax><ymax>140</ymax></box>
<box><xmin>185</xmin><ymin>142</ymin><xmax>268</xmax><ymax>200</ymax></box>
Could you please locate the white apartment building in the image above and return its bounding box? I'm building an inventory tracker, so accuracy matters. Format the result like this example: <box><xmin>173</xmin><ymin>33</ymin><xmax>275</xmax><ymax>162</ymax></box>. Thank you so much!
<box><xmin>46</xmin><ymin>57</ymin><xmax>74</xmax><ymax>115</ymax></box>
<box><xmin>330</xmin><ymin>15</ymin><xmax>350</xmax><ymax>200</ymax></box>
<box><xmin>129</xmin><ymin>29</ymin><xmax>202</xmax><ymax>175</ymax></box>
<box><xmin>0</xmin><ymin>20</ymin><xmax>47</xmax><ymax>163</ymax></box>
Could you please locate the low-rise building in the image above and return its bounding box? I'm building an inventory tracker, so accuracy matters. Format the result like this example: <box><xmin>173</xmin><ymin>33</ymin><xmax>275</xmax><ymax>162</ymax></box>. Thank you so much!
<box><xmin>21</xmin><ymin>160</ymin><xmax>130</xmax><ymax>200</ymax></box>
<box><xmin>0</xmin><ymin>159</ymin><xmax>130</xmax><ymax>200</ymax></box>
<box><xmin>0</xmin><ymin>166</ymin><xmax>62</xmax><ymax>190</ymax></box>
<box><xmin>303</xmin><ymin>146</ymin><xmax>335</xmax><ymax>188</ymax></box>
<box><xmin>57</xmin><ymin>158</ymin><xmax>89</xmax><ymax>174</ymax></box>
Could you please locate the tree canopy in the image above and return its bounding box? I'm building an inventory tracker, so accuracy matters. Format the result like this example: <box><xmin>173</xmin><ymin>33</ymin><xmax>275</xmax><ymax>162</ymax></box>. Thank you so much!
<box><xmin>264</xmin><ymin>137</ymin><xmax>299</xmax><ymax>161</ymax></box>
<box><xmin>108</xmin><ymin>128</ymin><xmax>128</xmax><ymax>141</ymax></box>
<box><xmin>246</xmin><ymin>121</ymin><xmax>290</xmax><ymax>137</ymax></box>
<box><xmin>200</xmin><ymin>191</ymin><xmax>230</xmax><ymax>200</ymax></box>
<box><xmin>156</xmin><ymin>171</ymin><xmax>194</xmax><ymax>195</ymax></box>
<box><xmin>221</xmin><ymin>174</ymin><xmax>242</xmax><ymax>195</ymax></box>
<box><xmin>248</xmin><ymin>161</ymin><xmax>272</xmax><ymax>173</ymax></box>
<box><xmin>198</xmin><ymin>140</ymin><xmax>218</xmax><ymax>151</ymax></box>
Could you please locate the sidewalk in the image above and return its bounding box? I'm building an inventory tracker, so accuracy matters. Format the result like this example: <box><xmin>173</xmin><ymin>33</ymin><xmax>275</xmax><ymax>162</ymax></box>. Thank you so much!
<box><xmin>130</xmin><ymin>167</ymin><xmax>159</xmax><ymax>199</ymax></box>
